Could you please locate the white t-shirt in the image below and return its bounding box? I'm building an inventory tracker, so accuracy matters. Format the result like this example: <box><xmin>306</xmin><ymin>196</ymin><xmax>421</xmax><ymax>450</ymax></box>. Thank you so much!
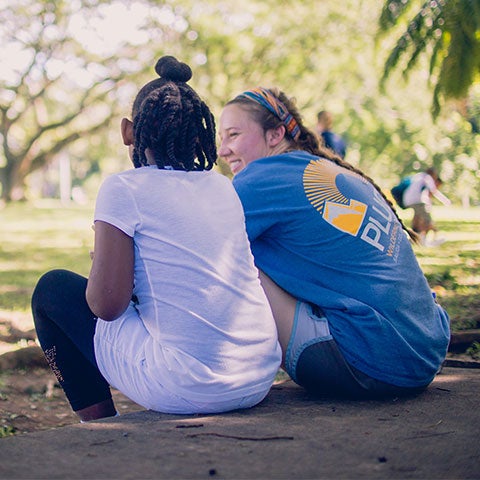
<box><xmin>402</xmin><ymin>172</ymin><xmax>437</xmax><ymax>208</ymax></box>
<box><xmin>93</xmin><ymin>166</ymin><xmax>281</xmax><ymax>413</ymax></box>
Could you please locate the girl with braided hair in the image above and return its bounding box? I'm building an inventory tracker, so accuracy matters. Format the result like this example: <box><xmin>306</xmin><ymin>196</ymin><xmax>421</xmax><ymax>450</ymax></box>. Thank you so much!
<box><xmin>219</xmin><ymin>86</ymin><xmax>450</xmax><ymax>399</ymax></box>
<box><xmin>31</xmin><ymin>58</ymin><xmax>281</xmax><ymax>422</ymax></box>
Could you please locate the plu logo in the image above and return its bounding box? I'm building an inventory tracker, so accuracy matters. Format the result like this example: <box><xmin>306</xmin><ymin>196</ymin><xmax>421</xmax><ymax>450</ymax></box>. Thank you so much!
<box><xmin>303</xmin><ymin>159</ymin><xmax>400</xmax><ymax>258</ymax></box>
<box><xmin>303</xmin><ymin>159</ymin><xmax>368</xmax><ymax>236</ymax></box>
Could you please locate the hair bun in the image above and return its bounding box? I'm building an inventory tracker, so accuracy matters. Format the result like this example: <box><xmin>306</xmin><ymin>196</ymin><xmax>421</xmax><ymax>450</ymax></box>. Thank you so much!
<box><xmin>155</xmin><ymin>56</ymin><xmax>192</xmax><ymax>83</ymax></box>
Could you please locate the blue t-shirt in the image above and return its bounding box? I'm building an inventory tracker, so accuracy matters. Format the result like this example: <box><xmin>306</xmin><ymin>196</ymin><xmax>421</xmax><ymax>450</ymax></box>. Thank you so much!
<box><xmin>321</xmin><ymin>130</ymin><xmax>347</xmax><ymax>158</ymax></box>
<box><xmin>233</xmin><ymin>151</ymin><xmax>450</xmax><ymax>387</ymax></box>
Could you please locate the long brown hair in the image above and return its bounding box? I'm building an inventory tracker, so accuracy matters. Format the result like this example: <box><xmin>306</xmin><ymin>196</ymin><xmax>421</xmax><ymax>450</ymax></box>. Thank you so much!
<box><xmin>227</xmin><ymin>87</ymin><xmax>419</xmax><ymax>243</ymax></box>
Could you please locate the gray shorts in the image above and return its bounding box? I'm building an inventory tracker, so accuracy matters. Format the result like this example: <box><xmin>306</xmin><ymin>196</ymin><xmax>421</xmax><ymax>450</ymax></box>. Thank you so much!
<box><xmin>285</xmin><ymin>301</ymin><xmax>428</xmax><ymax>399</ymax></box>
<box><xmin>412</xmin><ymin>203</ymin><xmax>433</xmax><ymax>230</ymax></box>
<box><xmin>284</xmin><ymin>301</ymin><xmax>332</xmax><ymax>383</ymax></box>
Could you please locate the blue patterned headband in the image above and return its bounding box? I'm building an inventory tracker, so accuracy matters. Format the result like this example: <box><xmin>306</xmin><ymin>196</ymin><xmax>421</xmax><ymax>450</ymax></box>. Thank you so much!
<box><xmin>237</xmin><ymin>87</ymin><xmax>301</xmax><ymax>141</ymax></box>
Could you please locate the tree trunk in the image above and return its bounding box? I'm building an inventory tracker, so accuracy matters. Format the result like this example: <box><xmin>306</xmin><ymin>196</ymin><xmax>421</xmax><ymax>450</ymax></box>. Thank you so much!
<box><xmin>0</xmin><ymin>167</ymin><xmax>13</xmax><ymax>202</ymax></box>
<box><xmin>0</xmin><ymin>160</ymin><xmax>29</xmax><ymax>202</ymax></box>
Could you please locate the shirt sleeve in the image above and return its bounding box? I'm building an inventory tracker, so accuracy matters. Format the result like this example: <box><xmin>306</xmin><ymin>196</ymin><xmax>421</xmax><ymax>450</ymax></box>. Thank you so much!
<box><xmin>232</xmin><ymin>166</ymin><xmax>279</xmax><ymax>243</ymax></box>
<box><xmin>424</xmin><ymin>174</ymin><xmax>437</xmax><ymax>193</ymax></box>
<box><xmin>94</xmin><ymin>174</ymin><xmax>140</xmax><ymax>237</ymax></box>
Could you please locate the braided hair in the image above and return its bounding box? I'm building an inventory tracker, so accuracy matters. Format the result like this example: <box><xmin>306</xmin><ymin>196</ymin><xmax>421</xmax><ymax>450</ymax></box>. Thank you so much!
<box><xmin>131</xmin><ymin>56</ymin><xmax>217</xmax><ymax>171</ymax></box>
<box><xmin>228</xmin><ymin>88</ymin><xmax>419</xmax><ymax>243</ymax></box>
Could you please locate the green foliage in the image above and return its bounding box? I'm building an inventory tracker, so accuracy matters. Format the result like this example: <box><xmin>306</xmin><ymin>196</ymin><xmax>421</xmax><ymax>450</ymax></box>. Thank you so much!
<box><xmin>1</xmin><ymin>0</ymin><xmax>479</xmax><ymax>208</ymax></box>
<box><xmin>406</xmin><ymin>206</ymin><xmax>480</xmax><ymax>331</ymax></box>
<box><xmin>0</xmin><ymin>201</ymin><xmax>92</xmax><ymax>311</ymax></box>
<box><xmin>0</xmin><ymin>0</ymin><xmax>172</xmax><ymax>201</ymax></box>
<box><xmin>1</xmin><ymin>203</ymin><xmax>480</xmax><ymax>338</ymax></box>
<box><xmin>379</xmin><ymin>0</ymin><xmax>480</xmax><ymax>117</ymax></box>
<box><xmin>0</xmin><ymin>424</ymin><xmax>17</xmax><ymax>438</ymax></box>
<box><xmin>466</xmin><ymin>341</ymin><xmax>480</xmax><ymax>359</ymax></box>
<box><xmin>433</xmin><ymin>1</ymin><xmax>480</xmax><ymax>114</ymax></box>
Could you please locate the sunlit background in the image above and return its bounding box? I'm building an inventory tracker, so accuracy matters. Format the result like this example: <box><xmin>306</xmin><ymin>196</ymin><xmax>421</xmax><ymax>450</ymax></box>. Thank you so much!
<box><xmin>1</xmin><ymin>0</ymin><xmax>479</xmax><ymax>205</ymax></box>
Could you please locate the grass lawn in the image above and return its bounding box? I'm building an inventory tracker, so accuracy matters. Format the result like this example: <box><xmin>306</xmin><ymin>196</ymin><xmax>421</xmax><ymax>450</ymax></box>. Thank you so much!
<box><xmin>1</xmin><ymin>201</ymin><xmax>479</xmax><ymax>333</ymax></box>
<box><xmin>403</xmin><ymin>205</ymin><xmax>480</xmax><ymax>332</ymax></box>
<box><xmin>0</xmin><ymin>200</ymin><xmax>93</xmax><ymax>336</ymax></box>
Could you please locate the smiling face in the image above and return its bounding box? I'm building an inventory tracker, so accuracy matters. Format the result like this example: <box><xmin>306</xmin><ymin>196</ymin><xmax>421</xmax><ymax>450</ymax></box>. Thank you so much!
<box><xmin>218</xmin><ymin>104</ymin><xmax>271</xmax><ymax>175</ymax></box>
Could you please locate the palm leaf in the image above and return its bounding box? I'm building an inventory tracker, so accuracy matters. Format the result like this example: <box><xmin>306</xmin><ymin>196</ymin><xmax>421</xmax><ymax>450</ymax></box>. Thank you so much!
<box><xmin>380</xmin><ymin>0</ymin><xmax>480</xmax><ymax>117</ymax></box>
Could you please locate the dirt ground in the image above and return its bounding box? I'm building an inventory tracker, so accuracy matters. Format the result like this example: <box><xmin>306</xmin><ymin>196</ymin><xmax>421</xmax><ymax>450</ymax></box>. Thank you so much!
<box><xmin>1</xmin><ymin>311</ymin><xmax>478</xmax><ymax>438</ymax></box>
<box><xmin>0</xmin><ymin>312</ymin><xmax>144</xmax><ymax>436</ymax></box>
<box><xmin>0</xmin><ymin>366</ymin><xmax>144</xmax><ymax>436</ymax></box>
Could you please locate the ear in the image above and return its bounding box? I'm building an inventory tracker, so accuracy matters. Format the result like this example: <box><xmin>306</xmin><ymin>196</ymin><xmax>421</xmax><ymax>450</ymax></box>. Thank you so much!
<box><xmin>121</xmin><ymin>118</ymin><xmax>134</xmax><ymax>146</ymax></box>
<box><xmin>266</xmin><ymin>125</ymin><xmax>286</xmax><ymax>147</ymax></box>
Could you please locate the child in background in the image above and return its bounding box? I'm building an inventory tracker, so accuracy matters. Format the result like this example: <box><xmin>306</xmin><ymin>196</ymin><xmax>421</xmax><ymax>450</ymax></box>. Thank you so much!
<box><xmin>402</xmin><ymin>167</ymin><xmax>451</xmax><ymax>246</ymax></box>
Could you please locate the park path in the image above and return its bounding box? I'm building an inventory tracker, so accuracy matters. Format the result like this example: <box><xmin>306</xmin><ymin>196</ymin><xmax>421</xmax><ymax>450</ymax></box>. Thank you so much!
<box><xmin>1</xmin><ymin>366</ymin><xmax>479</xmax><ymax>480</ymax></box>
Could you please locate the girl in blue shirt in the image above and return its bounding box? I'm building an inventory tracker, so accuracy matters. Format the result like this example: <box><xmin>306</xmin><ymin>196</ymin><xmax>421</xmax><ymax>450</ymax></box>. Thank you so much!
<box><xmin>219</xmin><ymin>87</ymin><xmax>450</xmax><ymax>399</ymax></box>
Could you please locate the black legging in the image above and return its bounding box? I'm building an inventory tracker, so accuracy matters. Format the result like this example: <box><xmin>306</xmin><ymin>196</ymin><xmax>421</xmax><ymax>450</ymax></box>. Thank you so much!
<box><xmin>31</xmin><ymin>269</ymin><xmax>112</xmax><ymax>411</ymax></box>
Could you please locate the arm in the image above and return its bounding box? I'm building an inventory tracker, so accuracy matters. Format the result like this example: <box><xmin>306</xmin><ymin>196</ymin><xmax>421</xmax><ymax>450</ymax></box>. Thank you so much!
<box><xmin>86</xmin><ymin>221</ymin><xmax>134</xmax><ymax>321</ymax></box>
<box><xmin>425</xmin><ymin>174</ymin><xmax>451</xmax><ymax>206</ymax></box>
<box><xmin>432</xmin><ymin>189</ymin><xmax>451</xmax><ymax>206</ymax></box>
<box><xmin>258</xmin><ymin>270</ymin><xmax>296</xmax><ymax>366</ymax></box>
